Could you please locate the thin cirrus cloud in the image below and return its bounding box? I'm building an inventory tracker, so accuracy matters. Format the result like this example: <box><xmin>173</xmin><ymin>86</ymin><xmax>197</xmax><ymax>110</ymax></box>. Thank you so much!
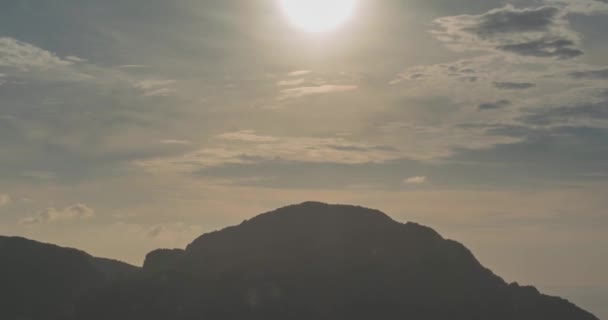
<box><xmin>134</xmin><ymin>79</ymin><xmax>177</xmax><ymax>97</ymax></box>
<box><xmin>137</xmin><ymin>130</ymin><xmax>403</xmax><ymax>173</ymax></box>
<box><xmin>288</xmin><ymin>70</ymin><xmax>312</xmax><ymax>77</ymax></box>
<box><xmin>159</xmin><ymin>139</ymin><xmax>193</xmax><ymax>145</ymax></box>
<box><xmin>218</xmin><ymin>130</ymin><xmax>280</xmax><ymax>143</ymax></box>
<box><xmin>403</xmin><ymin>176</ymin><xmax>428</xmax><ymax>185</ymax></box>
<box><xmin>279</xmin><ymin>85</ymin><xmax>358</xmax><ymax>100</ymax></box>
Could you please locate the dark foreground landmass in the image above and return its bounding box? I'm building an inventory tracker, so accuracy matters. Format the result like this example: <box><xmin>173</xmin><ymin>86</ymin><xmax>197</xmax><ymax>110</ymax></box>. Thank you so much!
<box><xmin>0</xmin><ymin>202</ymin><xmax>599</xmax><ymax>320</ymax></box>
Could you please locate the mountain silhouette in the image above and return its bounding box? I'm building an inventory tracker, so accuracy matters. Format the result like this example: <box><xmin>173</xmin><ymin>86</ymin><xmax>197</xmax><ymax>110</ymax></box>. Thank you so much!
<box><xmin>0</xmin><ymin>236</ymin><xmax>138</xmax><ymax>320</ymax></box>
<box><xmin>73</xmin><ymin>202</ymin><xmax>598</xmax><ymax>320</ymax></box>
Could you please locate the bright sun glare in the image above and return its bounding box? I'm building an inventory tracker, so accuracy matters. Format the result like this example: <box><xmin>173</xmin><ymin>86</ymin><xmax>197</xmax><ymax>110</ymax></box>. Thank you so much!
<box><xmin>280</xmin><ymin>0</ymin><xmax>358</xmax><ymax>33</ymax></box>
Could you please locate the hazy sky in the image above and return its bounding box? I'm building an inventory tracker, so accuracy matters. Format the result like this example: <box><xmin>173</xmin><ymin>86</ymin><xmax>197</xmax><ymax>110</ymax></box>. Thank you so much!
<box><xmin>0</xmin><ymin>0</ymin><xmax>607</xmax><ymax>317</ymax></box>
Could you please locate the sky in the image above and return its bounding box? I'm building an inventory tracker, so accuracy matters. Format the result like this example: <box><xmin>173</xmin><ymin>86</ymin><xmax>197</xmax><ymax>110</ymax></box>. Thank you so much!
<box><xmin>0</xmin><ymin>0</ymin><xmax>607</xmax><ymax>317</ymax></box>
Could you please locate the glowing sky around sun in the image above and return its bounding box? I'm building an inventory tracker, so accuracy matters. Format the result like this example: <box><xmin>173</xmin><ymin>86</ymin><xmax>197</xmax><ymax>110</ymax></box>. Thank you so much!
<box><xmin>280</xmin><ymin>0</ymin><xmax>358</xmax><ymax>32</ymax></box>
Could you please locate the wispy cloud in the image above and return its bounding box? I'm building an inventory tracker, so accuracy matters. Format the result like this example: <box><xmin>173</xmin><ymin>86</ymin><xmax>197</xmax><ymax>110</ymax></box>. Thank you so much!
<box><xmin>288</xmin><ymin>70</ymin><xmax>312</xmax><ymax>77</ymax></box>
<box><xmin>134</xmin><ymin>79</ymin><xmax>177</xmax><ymax>97</ymax></box>
<box><xmin>403</xmin><ymin>176</ymin><xmax>428</xmax><ymax>185</ymax></box>
<box><xmin>279</xmin><ymin>85</ymin><xmax>358</xmax><ymax>100</ymax></box>
<box><xmin>544</xmin><ymin>0</ymin><xmax>608</xmax><ymax>14</ymax></box>
<box><xmin>118</xmin><ymin>64</ymin><xmax>148</xmax><ymax>69</ymax></box>
<box><xmin>21</xmin><ymin>171</ymin><xmax>57</xmax><ymax>181</ymax></box>
<box><xmin>143</xmin><ymin>87</ymin><xmax>177</xmax><ymax>97</ymax></box>
<box><xmin>0</xmin><ymin>37</ymin><xmax>76</xmax><ymax>70</ymax></box>
<box><xmin>146</xmin><ymin>222</ymin><xmax>204</xmax><ymax>241</ymax></box>
<box><xmin>277</xmin><ymin>78</ymin><xmax>307</xmax><ymax>86</ymax></box>
<box><xmin>160</xmin><ymin>139</ymin><xmax>193</xmax><ymax>145</ymax></box>
<box><xmin>137</xmin><ymin>131</ymin><xmax>403</xmax><ymax>173</ymax></box>
<box><xmin>218</xmin><ymin>130</ymin><xmax>280</xmax><ymax>143</ymax></box>
<box><xmin>20</xmin><ymin>204</ymin><xmax>95</xmax><ymax>225</ymax></box>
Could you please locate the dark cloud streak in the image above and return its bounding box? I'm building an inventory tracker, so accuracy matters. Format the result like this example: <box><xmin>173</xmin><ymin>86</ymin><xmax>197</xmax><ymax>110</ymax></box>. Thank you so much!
<box><xmin>467</xmin><ymin>6</ymin><xmax>560</xmax><ymax>36</ymax></box>
<box><xmin>494</xmin><ymin>82</ymin><xmax>536</xmax><ymax>90</ymax></box>
<box><xmin>570</xmin><ymin>68</ymin><xmax>608</xmax><ymax>79</ymax></box>
<box><xmin>520</xmin><ymin>100</ymin><xmax>608</xmax><ymax>125</ymax></box>
<box><xmin>479</xmin><ymin>99</ymin><xmax>511</xmax><ymax>110</ymax></box>
<box><xmin>497</xmin><ymin>38</ymin><xmax>583</xmax><ymax>59</ymax></box>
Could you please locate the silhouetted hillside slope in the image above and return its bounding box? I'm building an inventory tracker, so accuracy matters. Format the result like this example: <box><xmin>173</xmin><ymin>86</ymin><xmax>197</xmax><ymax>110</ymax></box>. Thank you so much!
<box><xmin>0</xmin><ymin>236</ymin><xmax>138</xmax><ymax>320</ymax></box>
<box><xmin>75</xmin><ymin>202</ymin><xmax>598</xmax><ymax>320</ymax></box>
<box><xmin>143</xmin><ymin>248</ymin><xmax>185</xmax><ymax>271</ymax></box>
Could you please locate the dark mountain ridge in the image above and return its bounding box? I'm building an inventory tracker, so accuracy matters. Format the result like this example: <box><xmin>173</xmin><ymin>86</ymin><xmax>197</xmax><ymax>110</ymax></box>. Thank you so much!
<box><xmin>0</xmin><ymin>202</ymin><xmax>599</xmax><ymax>320</ymax></box>
<box><xmin>0</xmin><ymin>236</ymin><xmax>138</xmax><ymax>320</ymax></box>
<box><xmin>83</xmin><ymin>202</ymin><xmax>598</xmax><ymax>320</ymax></box>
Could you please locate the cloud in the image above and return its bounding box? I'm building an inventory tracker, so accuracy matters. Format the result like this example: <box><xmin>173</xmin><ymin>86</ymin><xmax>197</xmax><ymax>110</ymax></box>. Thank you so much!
<box><xmin>449</xmin><ymin>125</ymin><xmax>608</xmax><ymax>185</ymax></box>
<box><xmin>544</xmin><ymin>0</ymin><xmax>608</xmax><ymax>14</ymax></box>
<box><xmin>118</xmin><ymin>65</ymin><xmax>149</xmax><ymax>69</ymax></box>
<box><xmin>137</xmin><ymin>131</ymin><xmax>404</xmax><ymax>173</ymax></box>
<box><xmin>391</xmin><ymin>56</ymin><xmax>499</xmax><ymax>85</ymax></box>
<box><xmin>433</xmin><ymin>5</ymin><xmax>583</xmax><ymax>59</ymax></box>
<box><xmin>569</xmin><ymin>68</ymin><xmax>608</xmax><ymax>79</ymax></box>
<box><xmin>0</xmin><ymin>194</ymin><xmax>11</xmax><ymax>206</ymax></box>
<box><xmin>520</xmin><ymin>99</ymin><xmax>608</xmax><ymax>125</ymax></box>
<box><xmin>288</xmin><ymin>70</ymin><xmax>312</xmax><ymax>77</ymax></box>
<box><xmin>0</xmin><ymin>37</ymin><xmax>75</xmax><ymax>70</ymax></box>
<box><xmin>388</xmin><ymin>52</ymin><xmax>608</xmax><ymax>163</ymax></box>
<box><xmin>146</xmin><ymin>225</ymin><xmax>164</xmax><ymax>238</ymax></box>
<box><xmin>403</xmin><ymin>176</ymin><xmax>428</xmax><ymax>185</ymax></box>
<box><xmin>0</xmin><ymin>36</ymin><xmax>202</xmax><ymax>183</ymax></box>
<box><xmin>159</xmin><ymin>139</ymin><xmax>193</xmax><ymax>145</ymax></box>
<box><xmin>143</xmin><ymin>87</ymin><xmax>177</xmax><ymax>97</ymax></box>
<box><xmin>135</xmin><ymin>79</ymin><xmax>176</xmax><ymax>90</ymax></box>
<box><xmin>479</xmin><ymin>99</ymin><xmax>512</xmax><ymax>110</ymax></box>
<box><xmin>277</xmin><ymin>78</ymin><xmax>307</xmax><ymax>86</ymax></box>
<box><xmin>21</xmin><ymin>171</ymin><xmax>57</xmax><ymax>181</ymax></box>
<box><xmin>20</xmin><ymin>204</ymin><xmax>95</xmax><ymax>225</ymax></box>
<box><xmin>218</xmin><ymin>130</ymin><xmax>280</xmax><ymax>143</ymax></box>
<box><xmin>493</xmin><ymin>82</ymin><xmax>536</xmax><ymax>90</ymax></box>
<box><xmin>65</xmin><ymin>56</ymin><xmax>86</xmax><ymax>63</ymax></box>
<box><xmin>466</xmin><ymin>6</ymin><xmax>561</xmax><ymax>35</ymax></box>
<box><xmin>279</xmin><ymin>85</ymin><xmax>358</xmax><ymax>100</ymax></box>
<box><xmin>134</xmin><ymin>79</ymin><xmax>177</xmax><ymax>97</ymax></box>
<box><xmin>496</xmin><ymin>38</ymin><xmax>583</xmax><ymax>59</ymax></box>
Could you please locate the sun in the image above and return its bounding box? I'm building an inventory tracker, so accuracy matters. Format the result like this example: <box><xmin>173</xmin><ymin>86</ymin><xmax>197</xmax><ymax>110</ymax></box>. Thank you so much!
<box><xmin>280</xmin><ymin>0</ymin><xmax>358</xmax><ymax>33</ymax></box>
